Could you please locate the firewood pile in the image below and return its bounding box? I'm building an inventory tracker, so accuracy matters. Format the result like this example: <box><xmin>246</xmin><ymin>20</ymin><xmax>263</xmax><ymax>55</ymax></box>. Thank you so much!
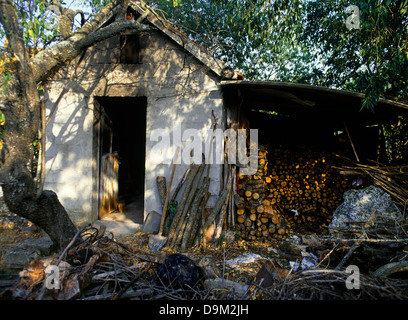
<box><xmin>236</xmin><ymin>145</ymin><xmax>351</xmax><ymax>241</ymax></box>
<box><xmin>236</xmin><ymin>146</ymin><xmax>291</xmax><ymax>241</ymax></box>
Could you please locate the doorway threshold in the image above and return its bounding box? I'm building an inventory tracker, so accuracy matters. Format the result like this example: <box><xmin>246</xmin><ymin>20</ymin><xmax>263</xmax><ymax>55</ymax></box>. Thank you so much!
<box><xmin>95</xmin><ymin>195</ymin><xmax>145</xmax><ymax>237</ymax></box>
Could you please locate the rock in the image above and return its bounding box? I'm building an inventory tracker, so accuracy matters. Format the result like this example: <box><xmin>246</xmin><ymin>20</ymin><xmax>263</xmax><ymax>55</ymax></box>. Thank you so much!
<box><xmin>196</xmin><ymin>256</ymin><xmax>221</xmax><ymax>279</ymax></box>
<box><xmin>277</xmin><ymin>240</ymin><xmax>307</xmax><ymax>261</ymax></box>
<box><xmin>3</xmin><ymin>236</ymin><xmax>53</xmax><ymax>266</ymax></box>
<box><xmin>142</xmin><ymin>210</ymin><xmax>161</xmax><ymax>234</ymax></box>
<box><xmin>329</xmin><ymin>185</ymin><xmax>402</xmax><ymax>229</ymax></box>
<box><xmin>226</xmin><ymin>253</ymin><xmax>262</xmax><ymax>268</ymax></box>
<box><xmin>156</xmin><ymin>254</ymin><xmax>200</xmax><ymax>289</ymax></box>
<box><xmin>254</xmin><ymin>259</ymin><xmax>290</xmax><ymax>288</ymax></box>
<box><xmin>204</xmin><ymin>278</ymin><xmax>249</xmax><ymax>297</ymax></box>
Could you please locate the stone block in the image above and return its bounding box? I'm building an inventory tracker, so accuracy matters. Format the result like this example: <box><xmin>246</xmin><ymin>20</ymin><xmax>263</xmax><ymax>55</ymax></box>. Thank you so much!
<box><xmin>142</xmin><ymin>210</ymin><xmax>162</xmax><ymax>234</ymax></box>
<box><xmin>329</xmin><ymin>185</ymin><xmax>402</xmax><ymax>229</ymax></box>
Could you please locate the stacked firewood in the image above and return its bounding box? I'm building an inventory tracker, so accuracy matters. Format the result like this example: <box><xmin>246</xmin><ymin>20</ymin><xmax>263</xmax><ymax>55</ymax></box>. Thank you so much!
<box><xmin>268</xmin><ymin>146</ymin><xmax>351</xmax><ymax>232</ymax></box>
<box><xmin>236</xmin><ymin>146</ymin><xmax>291</xmax><ymax>241</ymax></box>
<box><xmin>236</xmin><ymin>145</ymin><xmax>351</xmax><ymax>241</ymax></box>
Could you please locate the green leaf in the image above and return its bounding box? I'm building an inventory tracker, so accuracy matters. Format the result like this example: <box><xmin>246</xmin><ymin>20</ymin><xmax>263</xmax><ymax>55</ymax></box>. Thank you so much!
<box><xmin>2</xmin><ymin>71</ymin><xmax>11</xmax><ymax>91</ymax></box>
<box><xmin>0</xmin><ymin>112</ymin><xmax>5</xmax><ymax>126</ymax></box>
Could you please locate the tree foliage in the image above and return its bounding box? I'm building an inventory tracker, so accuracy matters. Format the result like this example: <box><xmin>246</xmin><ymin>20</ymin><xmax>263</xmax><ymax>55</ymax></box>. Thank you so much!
<box><xmin>149</xmin><ymin>0</ymin><xmax>309</xmax><ymax>80</ymax></box>
<box><xmin>1</xmin><ymin>0</ymin><xmax>407</xmax><ymax>109</ymax></box>
<box><xmin>149</xmin><ymin>0</ymin><xmax>408</xmax><ymax>109</ymax></box>
<box><xmin>304</xmin><ymin>0</ymin><xmax>408</xmax><ymax>110</ymax></box>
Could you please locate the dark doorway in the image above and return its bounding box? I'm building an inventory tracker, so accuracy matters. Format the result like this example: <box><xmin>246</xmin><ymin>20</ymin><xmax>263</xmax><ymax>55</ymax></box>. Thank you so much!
<box><xmin>96</xmin><ymin>96</ymin><xmax>147</xmax><ymax>223</ymax></box>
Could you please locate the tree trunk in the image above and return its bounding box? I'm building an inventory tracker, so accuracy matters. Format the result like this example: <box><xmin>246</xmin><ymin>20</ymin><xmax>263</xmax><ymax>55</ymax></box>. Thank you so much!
<box><xmin>0</xmin><ymin>128</ymin><xmax>79</xmax><ymax>249</ymax></box>
<box><xmin>0</xmin><ymin>0</ymin><xmax>150</xmax><ymax>250</ymax></box>
<box><xmin>0</xmin><ymin>0</ymin><xmax>78</xmax><ymax>250</ymax></box>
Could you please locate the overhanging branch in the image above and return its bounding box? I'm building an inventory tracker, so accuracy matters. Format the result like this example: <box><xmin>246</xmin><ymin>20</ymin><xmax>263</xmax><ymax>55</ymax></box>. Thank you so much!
<box><xmin>28</xmin><ymin>0</ymin><xmax>140</xmax><ymax>83</ymax></box>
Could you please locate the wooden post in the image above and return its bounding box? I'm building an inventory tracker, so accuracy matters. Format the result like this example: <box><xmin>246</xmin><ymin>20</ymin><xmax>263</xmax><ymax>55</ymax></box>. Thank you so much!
<box><xmin>156</xmin><ymin>176</ymin><xmax>167</xmax><ymax>210</ymax></box>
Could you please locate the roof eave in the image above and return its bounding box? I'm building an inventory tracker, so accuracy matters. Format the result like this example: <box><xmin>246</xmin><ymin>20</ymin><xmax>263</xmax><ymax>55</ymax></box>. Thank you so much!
<box><xmin>221</xmin><ymin>80</ymin><xmax>408</xmax><ymax>112</ymax></box>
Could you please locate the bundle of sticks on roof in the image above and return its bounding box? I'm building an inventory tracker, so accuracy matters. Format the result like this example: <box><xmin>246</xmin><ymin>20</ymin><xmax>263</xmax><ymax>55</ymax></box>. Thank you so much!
<box><xmin>333</xmin><ymin>157</ymin><xmax>408</xmax><ymax>207</ymax></box>
<box><xmin>236</xmin><ymin>145</ymin><xmax>351</xmax><ymax>241</ymax></box>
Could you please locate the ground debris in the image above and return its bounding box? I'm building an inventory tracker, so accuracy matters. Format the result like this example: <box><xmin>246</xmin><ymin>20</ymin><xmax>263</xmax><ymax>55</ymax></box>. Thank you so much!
<box><xmin>1</xmin><ymin>214</ymin><xmax>408</xmax><ymax>300</ymax></box>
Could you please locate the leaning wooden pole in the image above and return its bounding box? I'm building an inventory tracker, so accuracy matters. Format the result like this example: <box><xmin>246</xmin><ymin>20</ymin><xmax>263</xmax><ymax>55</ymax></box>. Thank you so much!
<box><xmin>165</xmin><ymin>165</ymin><xmax>199</xmax><ymax>239</ymax></box>
<box><xmin>194</xmin><ymin>187</ymin><xmax>229</xmax><ymax>246</ymax></box>
<box><xmin>169</xmin><ymin>157</ymin><xmax>206</xmax><ymax>249</ymax></box>
<box><xmin>180</xmin><ymin>177</ymin><xmax>211</xmax><ymax>251</ymax></box>
<box><xmin>214</xmin><ymin>173</ymin><xmax>232</xmax><ymax>241</ymax></box>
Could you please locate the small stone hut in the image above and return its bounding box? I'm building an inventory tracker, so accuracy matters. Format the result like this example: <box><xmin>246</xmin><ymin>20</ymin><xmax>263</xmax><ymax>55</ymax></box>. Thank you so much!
<box><xmin>44</xmin><ymin>0</ymin><xmax>241</xmax><ymax>225</ymax></box>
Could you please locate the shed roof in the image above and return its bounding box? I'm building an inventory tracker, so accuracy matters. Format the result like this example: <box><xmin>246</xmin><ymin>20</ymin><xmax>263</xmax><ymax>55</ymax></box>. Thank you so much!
<box><xmin>221</xmin><ymin>80</ymin><xmax>408</xmax><ymax>124</ymax></box>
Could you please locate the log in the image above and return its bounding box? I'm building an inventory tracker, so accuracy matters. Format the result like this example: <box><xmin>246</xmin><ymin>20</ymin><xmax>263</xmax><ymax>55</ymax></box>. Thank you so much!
<box><xmin>244</xmin><ymin>218</ymin><xmax>252</xmax><ymax>228</ymax></box>
<box><xmin>165</xmin><ymin>165</ymin><xmax>199</xmax><ymax>239</ymax></box>
<box><xmin>214</xmin><ymin>173</ymin><xmax>232</xmax><ymax>241</ymax></box>
<box><xmin>194</xmin><ymin>186</ymin><xmax>230</xmax><ymax>246</ymax></box>
<box><xmin>260</xmin><ymin>217</ymin><xmax>269</xmax><ymax>224</ymax></box>
<box><xmin>228</xmin><ymin>165</ymin><xmax>237</xmax><ymax>227</ymax></box>
<box><xmin>268</xmin><ymin>224</ymin><xmax>276</xmax><ymax>234</ymax></box>
<box><xmin>234</xmin><ymin>194</ymin><xmax>245</xmax><ymax>209</ymax></box>
<box><xmin>171</xmin><ymin>168</ymin><xmax>191</xmax><ymax>203</ymax></box>
<box><xmin>256</xmin><ymin>205</ymin><xmax>264</xmax><ymax>214</ymax></box>
<box><xmin>169</xmin><ymin>159</ymin><xmax>207</xmax><ymax>248</ymax></box>
<box><xmin>236</xmin><ymin>214</ymin><xmax>246</xmax><ymax>224</ymax></box>
<box><xmin>156</xmin><ymin>176</ymin><xmax>167</xmax><ymax>210</ymax></box>
<box><xmin>263</xmin><ymin>205</ymin><xmax>274</xmax><ymax>217</ymax></box>
<box><xmin>180</xmin><ymin>177</ymin><xmax>211</xmax><ymax>251</ymax></box>
<box><xmin>373</xmin><ymin>261</ymin><xmax>408</xmax><ymax>278</ymax></box>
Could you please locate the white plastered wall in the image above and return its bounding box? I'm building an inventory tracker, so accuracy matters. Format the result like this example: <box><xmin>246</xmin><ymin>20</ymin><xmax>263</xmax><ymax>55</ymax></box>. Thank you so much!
<box><xmin>44</xmin><ymin>29</ymin><xmax>225</xmax><ymax>225</ymax></box>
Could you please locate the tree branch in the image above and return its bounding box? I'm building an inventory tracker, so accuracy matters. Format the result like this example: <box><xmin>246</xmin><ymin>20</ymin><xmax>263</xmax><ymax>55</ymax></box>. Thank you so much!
<box><xmin>0</xmin><ymin>0</ymin><xmax>40</xmax><ymax>113</ymax></box>
<box><xmin>30</xmin><ymin>6</ymin><xmax>148</xmax><ymax>83</ymax></box>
